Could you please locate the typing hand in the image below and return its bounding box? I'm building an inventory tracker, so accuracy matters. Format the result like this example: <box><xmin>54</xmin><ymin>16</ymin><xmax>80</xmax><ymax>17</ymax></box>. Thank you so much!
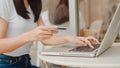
<box><xmin>85</xmin><ymin>36</ymin><xmax>100</xmax><ymax>48</ymax></box>
<box><xmin>64</xmin><ymin>36</ymin><xmax>100</xmax><ymax>49</ymax></box>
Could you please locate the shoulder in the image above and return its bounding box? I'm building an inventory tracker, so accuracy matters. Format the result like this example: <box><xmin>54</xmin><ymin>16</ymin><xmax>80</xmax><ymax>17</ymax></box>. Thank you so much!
<box><xmin>0</xmin><ymin>0</ymin><xmax>14</xmax><ymax>12</ymax></box>
<box><xmin>0</xmin><ymin>0</ymin><xmax>13</xmax><ymax>7</ymax></box>
<box><xmin>0</xmin><ymin>0</ymin><xmax>13</xmax><ymax>21</ymax></box>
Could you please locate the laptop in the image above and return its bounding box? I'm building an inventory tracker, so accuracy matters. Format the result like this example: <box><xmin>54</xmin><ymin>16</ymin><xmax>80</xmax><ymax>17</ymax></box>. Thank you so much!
<box><xmin>41</xmin><ymin>4</ymin><xmax>120</xmax><ymax>57</ymax></box>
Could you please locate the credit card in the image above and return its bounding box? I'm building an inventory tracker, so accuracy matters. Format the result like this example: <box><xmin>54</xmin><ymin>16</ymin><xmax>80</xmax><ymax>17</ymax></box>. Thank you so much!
<box><xmin>57</xmin><ymin>27</ymin><xmax>67</xmax><ymax>30</ymax></box>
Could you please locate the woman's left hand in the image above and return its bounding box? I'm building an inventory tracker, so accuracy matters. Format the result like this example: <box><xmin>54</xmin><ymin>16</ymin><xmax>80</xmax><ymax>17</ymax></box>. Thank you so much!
<box><xmin>64</xmin><ymin>36</ymin><xmax>100</xmax><ymax>48</ymax></box>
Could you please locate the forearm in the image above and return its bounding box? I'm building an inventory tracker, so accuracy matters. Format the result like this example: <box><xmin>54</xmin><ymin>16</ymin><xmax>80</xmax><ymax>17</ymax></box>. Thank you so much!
<box><xmin>41</xmin><ymin>36</ymin><xmax>68</xmax><ymax>46</ymax></box>
<box><xmin>0</xmin><ymin>34</ymin><xmax>29</xmax><ymax>54</ymax></box>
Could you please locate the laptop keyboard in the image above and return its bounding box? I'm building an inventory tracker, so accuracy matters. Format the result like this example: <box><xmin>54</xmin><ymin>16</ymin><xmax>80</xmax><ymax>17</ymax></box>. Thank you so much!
<box><xmin>69</xmin><ymin>44</ymin><xmax>100</xmax><ymax>52</ymax></box>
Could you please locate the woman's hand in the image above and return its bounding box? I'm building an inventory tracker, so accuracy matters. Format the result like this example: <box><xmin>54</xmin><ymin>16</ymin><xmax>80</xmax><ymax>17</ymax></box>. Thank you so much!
<box><xmin>22</xmin><ymin>25</ymin><xmax>58</xmax><ymax>42</ymax></box>
<box><xmin>64</xmin><ymin>36</ymin><xmax>100</xmax><ymax>48</ymax></box>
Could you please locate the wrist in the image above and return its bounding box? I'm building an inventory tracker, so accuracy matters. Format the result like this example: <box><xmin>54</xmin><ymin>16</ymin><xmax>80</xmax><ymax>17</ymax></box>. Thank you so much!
<box><xmin>62</xmin><ymin>36</ymin><xmax>70</xmax><ymax>43</ymax></box>
<box><xmin>18</xmin><ymin>33</ymin><xmax>31</xmax><ymax>43</ymax></box>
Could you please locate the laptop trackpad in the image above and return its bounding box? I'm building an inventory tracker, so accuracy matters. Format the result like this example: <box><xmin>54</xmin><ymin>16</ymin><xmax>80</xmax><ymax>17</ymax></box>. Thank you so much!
<box><xmin>69</xmin><ymin>44</ymin><xmax>100</xmax><ymax>52</ymax></box>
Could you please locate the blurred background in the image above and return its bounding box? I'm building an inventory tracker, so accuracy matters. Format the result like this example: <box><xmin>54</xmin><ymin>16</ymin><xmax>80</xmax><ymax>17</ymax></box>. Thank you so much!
<box><xmin>78</xmin><ymin>0</ymin><xmax>120</xmax><ymax>42</ymax></box>
<box><xmin>30</xmin><ymin>0</ymin><xmax>120</xmax><ymax>67</ymax></box>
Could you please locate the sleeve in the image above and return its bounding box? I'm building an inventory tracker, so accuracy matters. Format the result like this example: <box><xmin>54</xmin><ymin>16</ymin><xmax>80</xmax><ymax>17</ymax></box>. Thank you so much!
<box><xmin>0</xmin><ymin>0</ymin><xmax>10</xmax><ymax>21</ymax></box>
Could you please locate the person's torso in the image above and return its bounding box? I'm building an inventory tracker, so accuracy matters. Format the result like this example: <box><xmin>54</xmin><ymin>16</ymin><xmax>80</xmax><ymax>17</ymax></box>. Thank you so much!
<box><xmin>3</xmin><ymin>0</ymin><xmax>37</xmax><ymax>57</ymax></box>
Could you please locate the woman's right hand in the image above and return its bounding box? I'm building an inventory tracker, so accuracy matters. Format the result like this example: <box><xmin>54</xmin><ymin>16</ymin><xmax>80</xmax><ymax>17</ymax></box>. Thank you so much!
<box><xmin>22</xmin><ymin>25</ymin><xmax>58</xmax><ymax>42</ymax></box>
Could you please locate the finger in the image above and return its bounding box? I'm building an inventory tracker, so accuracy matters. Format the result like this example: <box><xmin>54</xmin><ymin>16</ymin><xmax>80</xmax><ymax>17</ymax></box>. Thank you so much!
<box><xmin>38</xmin><ymin>35</ymin><xmax>52</xmax><ymax>40</ymax></box>
<box><xmin>51</xmin><ymin>30</ymin><xmax>58</xmax><ymax>34</ymax></box>
<box><xmin>91</xmin><ymin>38</ymin><xmax>99</xmax><ymax>44</ymax></box>
<box><xmin>87</xmin><ymin>37</ymin><xmax>100</xmax><ymax>44</ymax></box>
<box><xmin>40</xmin><ymin>30</ymin><xmax>53</xmax><ymax>35</ymax></box>
<box><xmin>78</xmin><ymin>37</ymin><xmax>87</xmax><ymax>45</ymax></box>
<box><xmin>67</xmin><ymin>37</ymin><xmax>87</xmax><ymax>46</ymax></box>
<box><xmin>39</xmin><ymin>26</ymin><xmax>58</xmax><ymax>31</ymax></box>
<box><xmin>74</xmin><ymin>40</ymin><xmax>87</xmax><ymax>46</ymax></box>
<box><xmin>73</xmin><ymin>38</ymin><xmax>87</xmax><ymax>46</ymax></box>
<box><xmin>79</xmin><ymin>41</ymin><xmax>87</xmax><ymax>46</ymax></box>
<box><xmin>87</xmin><ymin>39</ymin><xmax>96</xmax><ymax>44</ymax></box>
<box><xmin>40</xmin><ymin>32</ymin><xmax>53</xmax><ymax>37</ymax></box>
<box><xmin>87</xmin><ymin>39</ymin><xmax>94</xmax><ymax>44</ymax></box>
<box><xmin>79</xmin><ymin>37</ymin><xmax>94</xmax><ymax>48</ymax></box>
<box><xmin>42</xmin><ymin>36</ymin><xmax>52</xmax><ymax>39</ymax></box>
<box><xmin>85</xmin><ymin>40</ymin><xmax>94</xmax><ymax>48</ymax></box>
<box><xmin>40</xmin><ymin>26</ymin><xmax>58</xmax><ymax>34</ymax></box>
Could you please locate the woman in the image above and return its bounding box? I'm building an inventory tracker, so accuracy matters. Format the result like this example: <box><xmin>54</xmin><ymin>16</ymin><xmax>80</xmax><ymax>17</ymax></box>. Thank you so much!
<box><xmin>0</xmin><ymin>0</ymin><xmax>99</xmax><ymax>68</ymax></box>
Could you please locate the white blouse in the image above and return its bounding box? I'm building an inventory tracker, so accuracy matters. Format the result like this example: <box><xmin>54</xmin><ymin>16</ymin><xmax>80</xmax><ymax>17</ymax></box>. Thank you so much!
<box><xmin>0</xmin><ymin>0</ymin><xmax>37</xmax><ymax>57</ymax></box>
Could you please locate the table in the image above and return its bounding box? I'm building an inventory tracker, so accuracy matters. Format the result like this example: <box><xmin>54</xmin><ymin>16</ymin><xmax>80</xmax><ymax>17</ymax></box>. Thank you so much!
<box><xmin>38</xmin><ymin>43</ymin><xmax>120</xmax><ymax>68</ymax></box>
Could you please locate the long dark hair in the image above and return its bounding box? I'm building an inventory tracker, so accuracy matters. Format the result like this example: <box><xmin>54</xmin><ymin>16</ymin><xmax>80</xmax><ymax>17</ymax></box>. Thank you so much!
<box><xmin>13</xmin><ymin>0</ymin><xmax>42</xmax><ymax>22</ymax></box>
